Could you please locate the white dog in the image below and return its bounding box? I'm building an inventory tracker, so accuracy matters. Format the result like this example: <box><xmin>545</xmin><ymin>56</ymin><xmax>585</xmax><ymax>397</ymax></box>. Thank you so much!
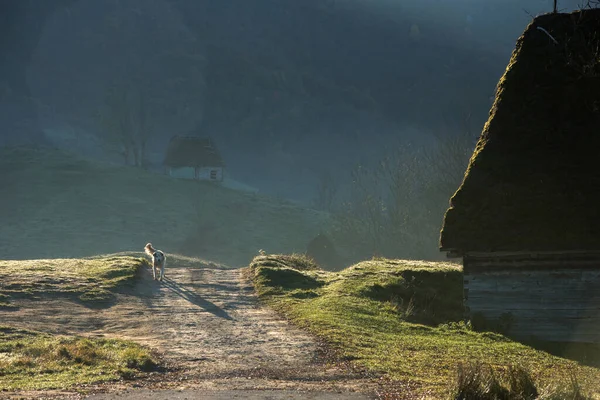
<box><xmin>144</xmin><ymin>243</ymin><xmax>166</xmax><ymax>281</ymax></box>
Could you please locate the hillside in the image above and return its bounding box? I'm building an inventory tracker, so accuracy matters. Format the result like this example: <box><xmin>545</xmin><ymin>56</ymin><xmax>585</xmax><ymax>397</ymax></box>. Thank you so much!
<box><xmin>0</xmin><ymin>146</ymin><xmax>329</xmax><ymax>266</ymax></box>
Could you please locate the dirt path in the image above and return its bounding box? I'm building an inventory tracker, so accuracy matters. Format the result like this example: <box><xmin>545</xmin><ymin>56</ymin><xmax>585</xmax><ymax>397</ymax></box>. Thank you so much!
<box><xmin>2</xmin><ymin>260</ymin><xmax>379</xmax><ymax>399</ymax></box>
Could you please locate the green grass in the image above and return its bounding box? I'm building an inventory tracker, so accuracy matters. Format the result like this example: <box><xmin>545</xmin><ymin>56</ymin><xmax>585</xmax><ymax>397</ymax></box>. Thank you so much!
<box><xmin>0</xmin><ymin>325</ymin><xmax>158</xmax><ymax>390</ymax></box>
<box><xmin>0</xmin><ymin>256</ymin><xmax>146</xmax><ymax>306</ymax></box>
<box><xmin>250</xmin><ymin>255</ymin><xmax>600</xmax><ymax>398</ymax></box>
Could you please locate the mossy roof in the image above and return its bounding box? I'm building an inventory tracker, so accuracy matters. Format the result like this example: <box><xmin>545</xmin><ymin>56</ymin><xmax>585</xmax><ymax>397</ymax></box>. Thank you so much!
<box><xmin>440</xmin><ymin>9</ymin><xmax>600</xmax><ymax>254</ymax></box>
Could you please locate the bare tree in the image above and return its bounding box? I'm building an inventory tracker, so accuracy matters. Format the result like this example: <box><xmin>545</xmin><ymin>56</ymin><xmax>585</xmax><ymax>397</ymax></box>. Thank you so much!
<box><xmin>333</xmin><ymin>108</ymin><xmax>477</xmax><ymax>261</ymax></box>
<box><xmin>424</xmin><ymin>109</ymin><xmax>477</xmax><ymax>198</ymax></box>
<box><xmin>313</xmin><ymin>169</ymin><xmax>339</xmax><ymax>211</ymax></box>
<box><xmin>129</xmin><ymin>88</ymin><xmax>150</xmax><ymax>168</ymax></box>
<box><xmin>97</xmin><ymin>84</ymin><xmax>152</xmax><ymax>167</ymax></box>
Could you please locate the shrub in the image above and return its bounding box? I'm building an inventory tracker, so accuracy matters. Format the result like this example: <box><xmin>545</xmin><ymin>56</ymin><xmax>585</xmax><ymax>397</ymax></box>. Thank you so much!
<box><xmin>507</xmin><ymin>366</ymin><xmax>538</xmax><ymax>400</ymax></box>
<box><xmin>121</xmin><ymin>347</ymin><xmax>157</xmax><ymax>372</ymax></box>
<box><xmin>451</xmin><ymin>363</ymin><xmax>592</xmax><ymax>400</ymax></box>
<box><xmin>452</xmin><ymin>362</ymin><xmax>509</xmax><ymax>400</ymax></box>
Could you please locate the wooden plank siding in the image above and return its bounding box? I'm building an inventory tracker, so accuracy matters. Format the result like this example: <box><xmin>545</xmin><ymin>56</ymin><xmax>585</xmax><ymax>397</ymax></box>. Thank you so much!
<box><xmin>464</xmin><ymin>253</ymin><xmax>600</xmax><ymax>344</ymax></box>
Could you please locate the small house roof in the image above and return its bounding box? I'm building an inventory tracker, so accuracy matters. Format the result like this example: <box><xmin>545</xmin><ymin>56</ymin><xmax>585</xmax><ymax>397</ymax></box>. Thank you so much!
<box><xmin>163</xmin><ymin>136</ymin><xmax>225</xmax><ymax>168</ymax></box>
<box><xmin>440</xmin><ymin>9</ymin><xmax>600</xmax><ymax>254</ymax></box>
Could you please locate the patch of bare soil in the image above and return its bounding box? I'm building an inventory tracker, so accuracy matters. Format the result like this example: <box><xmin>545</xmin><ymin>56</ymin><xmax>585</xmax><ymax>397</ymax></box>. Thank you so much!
<box><xmin>1</xmin><ymin>259</ymin><xmax>381</xmax><ymax>399</ymax></box>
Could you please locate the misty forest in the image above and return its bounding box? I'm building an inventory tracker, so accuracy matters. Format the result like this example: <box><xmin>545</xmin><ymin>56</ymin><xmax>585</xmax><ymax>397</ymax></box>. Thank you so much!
<box><xmin>2</xmin><ymin>0</ymin><xmax>600</xmax><ymax>399</ymax></box>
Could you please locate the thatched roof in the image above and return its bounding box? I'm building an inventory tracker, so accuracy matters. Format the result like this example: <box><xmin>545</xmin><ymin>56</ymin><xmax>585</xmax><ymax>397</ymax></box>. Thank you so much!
<box><xmin>163</xmin><ymin>136</ymin><xmax>225</xmax><ymax>168</ymax></box>
<box><xmin>440</xmin><ymin>9</ymin><xmax>600</xmax><ymax>254</ymax></box>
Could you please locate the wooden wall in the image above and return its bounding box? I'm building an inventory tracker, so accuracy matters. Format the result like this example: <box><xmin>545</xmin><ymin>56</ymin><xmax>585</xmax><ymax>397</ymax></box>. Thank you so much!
<box><xmin>464</xmin><ymin>252</ymin><xmax>600</xmax><ymax>344</ymax></box>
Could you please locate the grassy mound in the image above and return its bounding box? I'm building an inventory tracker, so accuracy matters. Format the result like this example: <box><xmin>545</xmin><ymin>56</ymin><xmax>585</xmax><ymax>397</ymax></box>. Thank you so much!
<box><xmin>250</xmin><ymin>253</ymin><xmax>323</xmax><ymax>298</ymax></box>
<box><xmin>0</xmin><ymin>256</ymin><xmax>146</xmax><ymax>307</ymax></box>
<box><xmin>250</xmin><ymin>255</ymin><xmax>600</xmax><ymax>397</ymax></box>
<box><xmin>0</xmin><ymin>325</ymin><xmax>158</xmax><ymax>390</ymax></box>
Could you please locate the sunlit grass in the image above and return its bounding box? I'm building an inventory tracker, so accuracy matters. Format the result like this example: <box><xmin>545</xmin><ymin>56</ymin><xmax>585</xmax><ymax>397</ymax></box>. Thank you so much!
<box><xmin>0</xmin><ymin>256</ymin><xmax>146</xmax><ymax>306</ymax></box>
<box><xmin>250</xmin><ymin>256</ymin><xmax>600</xmax><ymax>398</ymax></box>
<box><xmin>0</xmin><ymin>325</ymin><xmax>157</xmax><ymax>390</ymax></box>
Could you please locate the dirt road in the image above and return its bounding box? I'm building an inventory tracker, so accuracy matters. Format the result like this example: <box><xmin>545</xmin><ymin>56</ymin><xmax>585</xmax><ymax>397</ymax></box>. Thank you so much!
<box><xmin>2</xmin><ymin>258</ymin><xmax>378</xmax><ymax>399</ymax></box>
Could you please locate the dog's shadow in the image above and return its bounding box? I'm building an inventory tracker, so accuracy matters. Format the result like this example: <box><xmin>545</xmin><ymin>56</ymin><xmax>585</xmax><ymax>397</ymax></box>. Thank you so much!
<box><xmin>159</xmin><ymin>277</ymin><xmax>234</xmax><ymax>321</ymax></box>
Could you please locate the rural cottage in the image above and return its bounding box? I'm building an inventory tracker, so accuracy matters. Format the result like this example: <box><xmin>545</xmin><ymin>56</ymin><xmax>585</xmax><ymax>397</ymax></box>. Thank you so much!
<box><xmin>164</xmin><ymin>136</ymin><xmax>225</xmax><ymax>182</ymax></box>
<box><xmin>440</xmin><ymin>9</ymin><xmax>600</xmax><ymax>344</ymax></box>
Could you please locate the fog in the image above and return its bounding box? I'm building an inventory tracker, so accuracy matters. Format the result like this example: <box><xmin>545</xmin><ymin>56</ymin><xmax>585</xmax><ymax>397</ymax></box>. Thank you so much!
<box><xmin>0</xmin><ymin>0</ymin><xmax>587</xmax><ymax>264</ymax></box>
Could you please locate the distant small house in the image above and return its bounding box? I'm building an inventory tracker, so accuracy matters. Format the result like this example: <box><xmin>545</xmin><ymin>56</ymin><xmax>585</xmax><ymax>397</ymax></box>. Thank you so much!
<box><xmin>163</xmin><ymin>136</ymin><xmax>224</xmax><ymax>182</ymax></box>
<box><xmin>440</xmin><ymin>10</ymin><xmax>600</xmax><ymax>345</ymax></box>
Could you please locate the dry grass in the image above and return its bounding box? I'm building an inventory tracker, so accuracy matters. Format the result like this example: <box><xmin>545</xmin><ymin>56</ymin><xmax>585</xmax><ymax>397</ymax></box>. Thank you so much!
<box><xmin>452</xmin><ymin>362</ymin><xmax>594</xmax><ymax>400</ymax></box>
